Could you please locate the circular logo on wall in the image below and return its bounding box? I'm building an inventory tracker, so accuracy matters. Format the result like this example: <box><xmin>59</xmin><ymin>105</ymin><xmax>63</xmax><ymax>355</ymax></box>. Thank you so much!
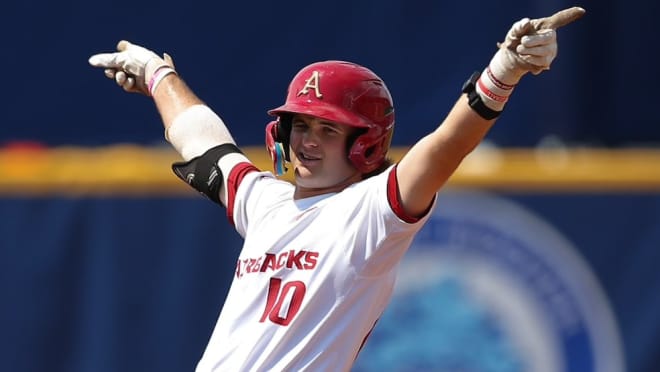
<box><xmin>354</xmin><ymin>190</ymin><xmax>624</xmax><ymax>372</ymax></box>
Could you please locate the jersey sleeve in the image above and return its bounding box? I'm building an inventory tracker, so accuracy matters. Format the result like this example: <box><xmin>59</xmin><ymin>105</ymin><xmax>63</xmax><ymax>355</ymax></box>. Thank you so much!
<box><xmin>384</xmin><ymin>163</ymin><xmax>436</xmax><ymax>223</ymax></box>
<box><xmin>345</xmin><ymin>165</ymin><xmax>437</xmax><ymax>277</ymax></box>
<box><xmin>227</xmin><ymin>169</ymin><xmax>294</xmax><ymax>238</ymax></box>
<box><xmin>224</xmin><ymin>162</ymin><xmax>259</xmax><ymax>225</ymax></box>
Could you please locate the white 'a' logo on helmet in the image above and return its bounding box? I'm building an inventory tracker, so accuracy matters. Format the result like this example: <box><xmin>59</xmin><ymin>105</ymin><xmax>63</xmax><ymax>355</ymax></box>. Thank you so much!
<box><xmin>297</xmin><ymin>71</ymin><xmax>323</xmax><ymax>98</ymax></box>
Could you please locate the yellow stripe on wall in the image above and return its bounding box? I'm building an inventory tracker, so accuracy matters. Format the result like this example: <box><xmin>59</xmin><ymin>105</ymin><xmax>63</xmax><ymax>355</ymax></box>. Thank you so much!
<box><xmin>1</xmin><ymin>145</ymin><xmax>659</xmax><ymax>195</ymax></box>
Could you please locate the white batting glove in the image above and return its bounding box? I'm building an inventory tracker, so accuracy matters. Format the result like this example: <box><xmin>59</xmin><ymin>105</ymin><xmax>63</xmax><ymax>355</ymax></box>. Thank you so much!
<box><xmin>493</xmin><ymin>18</ymin><xmax>557</xmax><ymax>83</ymax></box>
<box><xmin>88</xmin><ymin>40</ymin><xmax>177</xmax><ymax>96</ymax></box>
<box><xmin>477</xmin><ymin>7</ymin><xmax>585</xmax><ymax>111</ymax></box>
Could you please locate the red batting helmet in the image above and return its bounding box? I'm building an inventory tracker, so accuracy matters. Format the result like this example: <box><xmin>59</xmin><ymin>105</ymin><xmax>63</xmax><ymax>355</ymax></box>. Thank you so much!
<box><xmin>266</xmin><ymin>60</ymin><xmax>395</xmax><ymax>174</ymax></box>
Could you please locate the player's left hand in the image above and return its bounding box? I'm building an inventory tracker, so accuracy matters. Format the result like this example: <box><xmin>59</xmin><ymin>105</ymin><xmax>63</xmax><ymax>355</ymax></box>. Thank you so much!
<box><xmin>489</xmin><ymin>7</ymin><xmax>585</xmax><ymax>85</ymax></box>
<box><xmin>88</xmin><ymin>40</ymin><xmax>176</xmax><ymax>96</ymax></box>
<box><xmin>499</xmin><ymin>18</ymin><xmax>558</xmax><ymax>76</ymax></box>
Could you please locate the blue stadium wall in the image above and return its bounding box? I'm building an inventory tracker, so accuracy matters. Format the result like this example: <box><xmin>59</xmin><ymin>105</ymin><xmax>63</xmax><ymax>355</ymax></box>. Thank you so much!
<box><xmin>1</xmin><ymin>147</ymin><xmax>659</xmax><ymax>371</ymax></box>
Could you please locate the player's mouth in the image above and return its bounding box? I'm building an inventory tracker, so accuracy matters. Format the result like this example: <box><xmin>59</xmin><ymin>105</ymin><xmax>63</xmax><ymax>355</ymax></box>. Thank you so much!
<box><xmin>297</xmin><ymin>151</ymin><xmax>321</xmax><ymax>165</ymax></box>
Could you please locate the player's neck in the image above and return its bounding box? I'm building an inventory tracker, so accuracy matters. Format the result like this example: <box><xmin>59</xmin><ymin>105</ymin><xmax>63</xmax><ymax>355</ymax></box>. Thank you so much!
<box><xmin>293</xmin><ymin>173</ymin><xmax>362</xmax><ymax>200</ymax></box>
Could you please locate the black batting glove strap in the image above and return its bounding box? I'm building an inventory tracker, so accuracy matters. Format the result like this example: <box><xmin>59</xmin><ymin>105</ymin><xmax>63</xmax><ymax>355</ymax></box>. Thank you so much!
<box><xmin>171</xmin><ymin>143</ymin><xmax>243</xmax><ymax>205</ymax></box>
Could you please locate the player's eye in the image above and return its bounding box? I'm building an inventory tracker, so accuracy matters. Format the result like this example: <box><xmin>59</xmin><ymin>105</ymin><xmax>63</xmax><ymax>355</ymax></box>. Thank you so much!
<box><xmin>322</xmin><ymin>126</ymin><xmax>340</xmax><ymax>136</ymax></box>
<box><xmin>292</xmin><ymin>121</ymin><xmax>308</xmax><ymax>131</ymax></box>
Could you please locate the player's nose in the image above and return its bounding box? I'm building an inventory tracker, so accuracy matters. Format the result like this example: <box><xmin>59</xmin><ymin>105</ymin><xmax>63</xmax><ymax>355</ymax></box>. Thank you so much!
<box><xmin>301</xmin><ymin>128</ymin><xmax>321</xmax><ymax>147</ymax></box>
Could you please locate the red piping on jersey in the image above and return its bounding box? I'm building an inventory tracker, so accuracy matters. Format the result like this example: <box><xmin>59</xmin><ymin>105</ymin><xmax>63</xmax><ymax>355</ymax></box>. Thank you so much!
<box><xmin>226</xmin><ymin>162</ymin><xmax>259</xmax><ymax>225</ymax></box>
<box><xmin>386</xmin><ymin>165</ymin><xmax>423</xmax><ymax>223</ymax></box>
<box><xmin>355</xmin><ymin>318</ymin><xmax>379</xmax><ymax>361</ymax></box>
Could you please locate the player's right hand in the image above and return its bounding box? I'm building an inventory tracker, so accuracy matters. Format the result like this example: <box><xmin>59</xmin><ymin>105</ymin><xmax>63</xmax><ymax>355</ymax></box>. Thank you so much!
<box><xmin>88</xmin><ymin>40</ymin><xmax>176</xmax><ymax>96</ymax></box>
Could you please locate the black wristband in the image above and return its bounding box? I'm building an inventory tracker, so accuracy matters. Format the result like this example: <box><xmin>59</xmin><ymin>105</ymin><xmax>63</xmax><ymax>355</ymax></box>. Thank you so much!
<box><xmin>462</xmin><ymin>71</ymin><xmax>501</xmax><ymax>120</ymax></box>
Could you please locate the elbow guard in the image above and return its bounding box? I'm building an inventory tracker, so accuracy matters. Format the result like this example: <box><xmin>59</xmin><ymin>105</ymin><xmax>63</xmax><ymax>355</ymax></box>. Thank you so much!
<box><xmin>171</xmin><ymin>143</ymin><xmax>243</xmax><ymax>204</ymax></box>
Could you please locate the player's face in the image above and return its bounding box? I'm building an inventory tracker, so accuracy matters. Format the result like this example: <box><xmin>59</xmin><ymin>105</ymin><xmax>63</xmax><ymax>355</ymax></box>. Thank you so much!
<box><xmin>289</xmin><ymin>114</ymin><xmax>361</xmax><ymax>194</ymax></box>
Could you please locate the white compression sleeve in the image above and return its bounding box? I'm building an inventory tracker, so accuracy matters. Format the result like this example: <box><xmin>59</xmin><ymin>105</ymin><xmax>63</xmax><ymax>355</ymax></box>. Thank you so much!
<box><xmin>165</xmin><ymin>104</ymin><xmax>253</xmax><ymax>205</ymax></box>
<box><xmin>165</xmin><ymin>104</ymin><xmax>237</xmax><ymax>161</ymax></box>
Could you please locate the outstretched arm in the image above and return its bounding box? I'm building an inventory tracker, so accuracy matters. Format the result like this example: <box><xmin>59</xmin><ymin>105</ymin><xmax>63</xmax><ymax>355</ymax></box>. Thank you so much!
<box><xmin>396</xmin><ymin>7</ymin><xmax>585</xmax><ymax>217</ymax></box>
<box><xmin>88</xmin><ymin>41</ymin><xmax>250</xmax><ymax>206</ymax></box>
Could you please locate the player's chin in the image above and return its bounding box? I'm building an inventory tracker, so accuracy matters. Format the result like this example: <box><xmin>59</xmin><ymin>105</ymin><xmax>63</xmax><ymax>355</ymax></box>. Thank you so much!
<box><xmin>294</xmin><ymin>170</ymin><xmax>317</xmax><ymax>186</ymax></box>
<box><xmin>293</xmin><ymin>168</ymin><xmax>328</xmax><ymax>188</ymax></box>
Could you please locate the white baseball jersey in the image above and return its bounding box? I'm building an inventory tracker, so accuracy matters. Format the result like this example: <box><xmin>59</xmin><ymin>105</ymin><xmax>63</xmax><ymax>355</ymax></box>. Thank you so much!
<box><xmin>195</xmin><ymin>163</ymin><xmax>434</xmax><ymax>372</ymax></box>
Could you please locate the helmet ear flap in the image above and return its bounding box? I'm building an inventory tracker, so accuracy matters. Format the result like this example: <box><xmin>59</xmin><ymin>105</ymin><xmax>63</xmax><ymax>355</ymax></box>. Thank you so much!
<box><xmin>274</xmin><ymin>115</ymin><xmax>292</xmax><ymax>161</ymax></box>
<box><xmin>348</xmin><ymin>130</ymin><xmax>392</xmax><ymax>173</ymax></box>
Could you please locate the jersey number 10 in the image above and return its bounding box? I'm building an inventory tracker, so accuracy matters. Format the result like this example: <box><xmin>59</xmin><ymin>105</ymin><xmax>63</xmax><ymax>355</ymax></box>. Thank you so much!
<box><xmin>259</xmin><ymin>277</ymin><xmax>307</xmax><ymax>326</ymax></box>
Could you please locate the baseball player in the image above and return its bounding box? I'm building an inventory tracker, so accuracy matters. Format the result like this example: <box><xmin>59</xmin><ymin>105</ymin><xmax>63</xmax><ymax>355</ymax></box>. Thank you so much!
<box><xmin>88</xmin><ymin>7</ymin><xmax>584</xmax><ymax>371</ymax></box>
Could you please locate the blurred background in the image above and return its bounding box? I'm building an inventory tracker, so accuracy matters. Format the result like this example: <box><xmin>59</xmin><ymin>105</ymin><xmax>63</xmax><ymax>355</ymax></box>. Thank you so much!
<box><xmin>1</xmin><ymin>0</ymin><xmax>658</xmax><ymax>371</ymax></box>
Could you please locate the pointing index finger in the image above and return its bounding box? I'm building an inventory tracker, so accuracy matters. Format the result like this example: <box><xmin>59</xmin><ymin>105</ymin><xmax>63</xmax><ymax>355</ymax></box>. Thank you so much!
<box><xmin>532</xmin><ymin>6</ymin><xmax>586</xmax><ymax>30</ymax></box>
<box><xmin>88</xmin><ymin>53</ymin><xmax>118</xmax><ymax>68</ymax></box>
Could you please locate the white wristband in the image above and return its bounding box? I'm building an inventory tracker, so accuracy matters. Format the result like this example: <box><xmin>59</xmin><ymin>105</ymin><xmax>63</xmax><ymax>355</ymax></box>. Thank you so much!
<box><xmin>165</xmin><ymin>105</ymin><xmax>237</xmax><ymax>161</ymax></box>
<box><xmin>475</xmin><ymin>66</ymin><xmax>516</xmax><ymax>112</ymax></box>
